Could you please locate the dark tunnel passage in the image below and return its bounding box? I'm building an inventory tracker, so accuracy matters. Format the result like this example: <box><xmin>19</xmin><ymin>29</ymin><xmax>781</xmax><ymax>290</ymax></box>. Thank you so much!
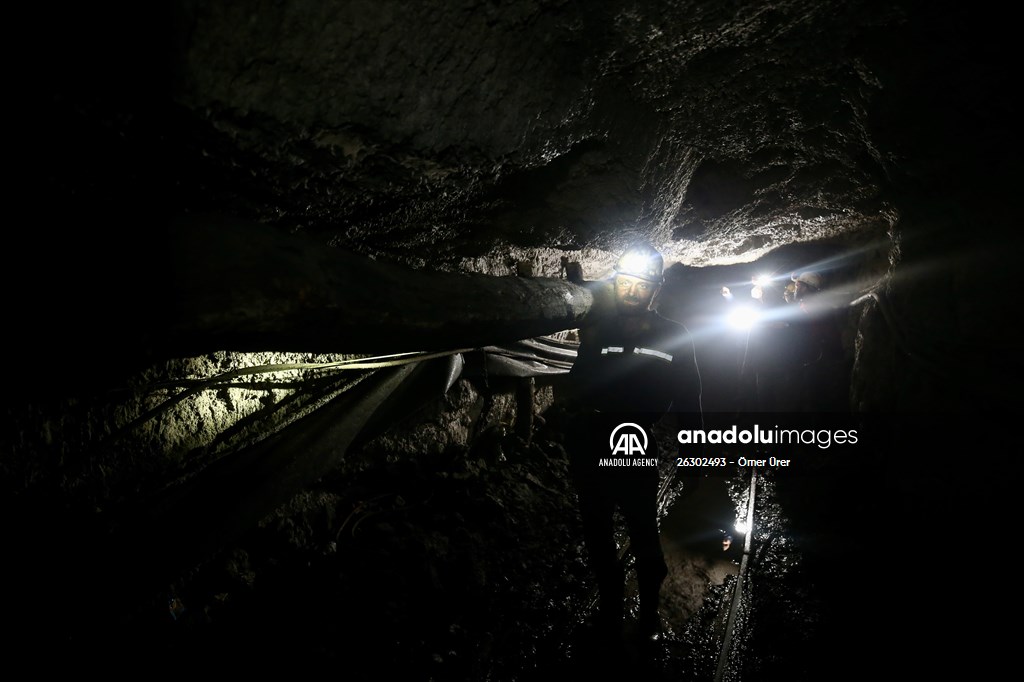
<box><xmin>5</xmin><ymin>0</ymin><xmax>1020</xmax><ymax>679</ymax></box>
<box><xmin>5</xmin><ymin>228</ymin><xmax>1012</xmax><ymax>679</ymax></box>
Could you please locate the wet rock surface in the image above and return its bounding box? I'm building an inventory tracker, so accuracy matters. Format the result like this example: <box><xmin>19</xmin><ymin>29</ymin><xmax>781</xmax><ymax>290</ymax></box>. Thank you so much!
<box><xmin>5</xmin><ymin>356</ymin><xmax>749</xmax><ymax>678</ymax></box>
<box><xmin>6</xmin><ymin>365</ymin><xmax>1016</xmax><ymax>679</ymax></box>
<box><xmin>141</xmin><ymin>434</ymin><xmax>590</xmax><ymax>678</ymax></box>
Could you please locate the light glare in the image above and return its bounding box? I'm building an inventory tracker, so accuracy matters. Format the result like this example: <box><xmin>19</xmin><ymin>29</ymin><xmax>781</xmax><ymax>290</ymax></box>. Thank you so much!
<box><xmin>619</xmin><ymin>252</ymin><xmax>651</xmax><ymax>274</ymax></box>
<box><xmin>727</xmin><ymin>306</ymin><xmax>759</xmax><ymax>330</ymax></box>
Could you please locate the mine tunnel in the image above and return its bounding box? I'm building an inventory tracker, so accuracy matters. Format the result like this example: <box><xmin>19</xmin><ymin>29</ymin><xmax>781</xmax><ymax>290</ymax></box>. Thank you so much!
<box><xmin>5</xmin><ymin>1</ymin><xmax>1018</xmax><ymax>678</ymax></box>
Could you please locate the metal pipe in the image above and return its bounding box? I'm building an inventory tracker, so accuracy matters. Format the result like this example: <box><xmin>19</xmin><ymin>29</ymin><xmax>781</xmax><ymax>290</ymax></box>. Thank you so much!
<box><xmin>715</xmin><ymin>468</ymin><xmax>758</xmax><ymax>682</ymax></box>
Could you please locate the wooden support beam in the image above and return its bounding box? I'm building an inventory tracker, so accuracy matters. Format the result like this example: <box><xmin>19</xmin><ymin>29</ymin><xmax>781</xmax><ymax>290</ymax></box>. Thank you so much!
<box><xmin>159</xmin><ymin>213</ymin><xmax>594</xmax><ymax>357</ymax></box>
<box><xmin>15</xmin><ymin>212</ymin><xmax>604</xmax><ymax>396</ymax></box>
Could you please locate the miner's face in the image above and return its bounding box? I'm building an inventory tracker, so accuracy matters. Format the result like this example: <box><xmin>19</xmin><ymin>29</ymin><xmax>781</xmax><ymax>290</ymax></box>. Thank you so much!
<box><xmin>614</xmin><ymin>274</ymin><xmax>659</xmax><ymax>315</ymax></box>
<box><xmin>794</xmin><ymin>280</ymin><xmax>815</xmax><ymax>301</ymax></box>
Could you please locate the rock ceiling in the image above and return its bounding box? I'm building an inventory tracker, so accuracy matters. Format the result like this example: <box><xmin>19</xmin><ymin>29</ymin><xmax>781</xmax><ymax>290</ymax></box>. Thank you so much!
<box><xmin>14</xmin><ymin>0</ymin><xmax>1015</xmax><ymax>401</ymax></box>
<box><xmin>35</xmin><ymin>0</ymin><xmax>1007</xmax><ymax>269</ymax></box>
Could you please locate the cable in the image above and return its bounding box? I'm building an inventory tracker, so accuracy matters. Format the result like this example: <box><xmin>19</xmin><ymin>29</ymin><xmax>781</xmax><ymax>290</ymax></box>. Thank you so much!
<box><xmin>679</xmin><ymin>318</ymin><xmax>706</xmax><ymax>432</ymax></box>
<box><xmin>106</xmin><ymin>347</ymin><xmax>475</xmax><ymax>445</ymax></box>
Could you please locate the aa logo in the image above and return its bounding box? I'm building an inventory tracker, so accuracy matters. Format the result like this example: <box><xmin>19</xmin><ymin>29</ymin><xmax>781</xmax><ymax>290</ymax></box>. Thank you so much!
<box><xmin>609</xmin><ymin>422</ymin><xmax>648</xmax><ymax>456</ymax></box>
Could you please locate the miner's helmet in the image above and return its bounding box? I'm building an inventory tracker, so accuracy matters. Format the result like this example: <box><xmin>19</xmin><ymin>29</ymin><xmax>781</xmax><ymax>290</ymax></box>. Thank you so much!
<box><xmin>614</xmin><ymin>242</ymin><xmax>665</xmax><ymax>283</ymax></box>
<box><xmin>794</xmin><ymin>271</ymin><xmax>823</xmax><ymax>291</ymax></box>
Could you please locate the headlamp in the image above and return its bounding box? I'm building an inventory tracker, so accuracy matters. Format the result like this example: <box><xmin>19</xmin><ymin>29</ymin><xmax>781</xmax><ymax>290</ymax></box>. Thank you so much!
<box><xmin>618</xmin><ymin>252</ymin><xmax>652</xmax><ymax>276</ymax></box>
<box><xmin>614</xmin><ymin>243</ymin><xmax>665</xmax><ymax>282</ymax></box>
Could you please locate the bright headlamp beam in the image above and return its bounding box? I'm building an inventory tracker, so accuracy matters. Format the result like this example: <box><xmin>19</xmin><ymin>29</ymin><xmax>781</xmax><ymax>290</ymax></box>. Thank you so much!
<box><xmin>727</xmin><ymin>306</ymin><xmax>759</xmax><ymax>331</ymax></box>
